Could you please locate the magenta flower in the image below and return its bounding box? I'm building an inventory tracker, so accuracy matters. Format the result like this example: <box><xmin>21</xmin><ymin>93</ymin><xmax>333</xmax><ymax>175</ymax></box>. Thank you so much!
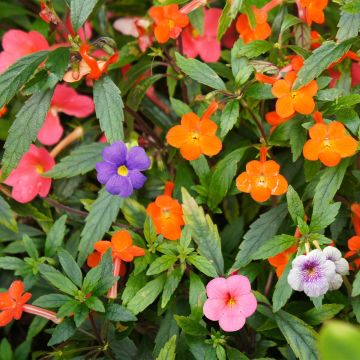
<box><xmin>0</xmin><ymin>30</ymin><xmax>49</xmax><ymax>73</ymax></box>
<box><xmin>182</xmin><ymin>8</ymin><xmax>222</xmax><ymax>63</ymax></box>
<box><xmin>4</xmin><ymin>145</ymin><xmax>55</xmax><ymax>203</ymax></box>
<box><xmin>96</xmin><ymin>141</ymin><xmax>151</xmax><ymax>198</ymax></box>
<box><xmin>203</xmin><ymin>275</ymin><xmax>257</xmax><ymax>332</ymax></box>
<box><xmin>37</xmin><ymin>84</ymin><xmax>94</xmax><ymax>146</ymax></box>
<box><xmin>287</xmin><ymin>249</ymin><xmax>336</xmax><ymax>297</ymax></box>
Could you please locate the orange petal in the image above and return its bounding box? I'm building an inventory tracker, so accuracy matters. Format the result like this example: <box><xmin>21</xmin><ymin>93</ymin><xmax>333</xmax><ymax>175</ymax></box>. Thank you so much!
<box><xmin>9</xmin><ymin>281</ymin><xmax>24</xmax><ymax>300</ymax></box>
<box><xmin>200</xmin><ymin>118</ymin><xmax>218</xmax><ymax>136</ymax></box>
<box><xmin>112</xmin><ymin>230</ymin><xmax>133</xmax><ymax>253</ymax></box>
<box><xmin>180</xmin><ymin>143</ymin><xmax>202</xmax><ymax>160</ymax></box>
<box><xmin>265</xmin><ymin>111</ymin><xmax>291</xmax><ymax>126</ymax></box>
<box><xmin>271</xmin><ymin>175</ymin><xmax>288</xmax><ymax>195</ymax></box>
<box><xmin>200</xmin><ymin>135</ymin><xmax>222</xmax><ymax>157</ymax></box>
<box><xmin>236</xmin><ymin>172</ymin><xmax>251</xmax><ymax>193</ymax></box>
<box><xmin>263</xmin><ymin>160</ymin><xmax>280</xmax><ymax>176</ymax></box>
<box><xmin>146</xmin><ymin>202</ymin><xmax>160</xmax><ymax>218</ymax></box>
<box><xmin>293</xmin><ymin>93</ymin><xmax>315</xmax><ymax>115</ymax></box>
<box><xmin>0</xmin><ymin>310</ymin><xmax>14</xmax><ymax>327</ymax></box>
<box><xmin>246</xmin><ymin>160</ymin><xmax>262</xmax><ymax>175</ymax></box>
<box><xmin>129</xmin><ymin>245</ymin><xmax>146</xmax><ymax>257</ymax></box>
<box><xmin>154</xmin><ymin>22</ymin><xmax>170</xmax><ymax>44</ymax></box>
<box><xmin>254</xmin><ymin>22</ymin><xmax>271</xmax><ymax>40</ymax></box>
<box><xmin>161</xmin><ymin>218</ymin><xmax>182</xmax><ymax>240</ymax></box>
<box><xmin>300</xmin><ymin>80</ymin><xmax>318</xmax><ymax>97</ymax></box>
<box><xmin>94</xmin><ymin>241</ymin><xmax>112</xmax><ymax>254</ymax></box>
<box><xmin>309</xmin><ymin>123</ymin><xmax>327</xmax><ymax>139</ymax></box>
<box><xmin>0</xmin><ymin>293</ymin><xmax>13</xmax><ymax>309</ymax></box>
<box><xmin>303</xmin><ymin>139</ymin><xmax>322</xmax><ymax>161</ymax></box>
<box><xmin>327</xmin><ymin>121</ymin><xmax>346</xmax><ymax>138</ymax></box>
<box><xmin>318</xmin><ymin>150</ymin><xmax>341</xmax><ymax>167</ymax></box>
<box><xmin>348</xmin><ymin>236</ymin><xmax>360</xmax><ymax>251</ymax></box>
<box><xmin>87</xmin><ymin>251</ymin><xmax>101</xmax><ymax>268</ymax></box>
<box><xmin>276</xmin><ymin>96</ymin><xmax>295</xmax><ymax>118</ymax></box>
<box><xmin>284</xmin><ymin>71</ymin><xmax>297</xmax><ymax>86</ymax></box>
<box><xmin>181</xmin><ymin>113</ymin><xmax>200</xmax><ymax>131</ymax></box>
<box><xmin>149</xmin><ymin>6</ymin><xmax>165</xmax><ymax>23</ymax></box>
<box><xmin>155</xmin><ymin>195</ymin><xmax>174</xmax><ymax>208</ymax></box>
<box><xmin>333</xmin><ymin>136</ymin><xmax>358</xmax><ymax>158</ymax></box>
<box><xmin>236</xmin><ymin>14</ymin><xmax>249</xmax><ymax>33</ymax></box>
<box><xmin>272</xmin><ymin>80</ymin><xmax>291</xmax><ymax>98</ymax></box>
<box><xmin>166</xmin><ymin>125</ymin><xmax>190</xmax><ymax>149</ymax></box>
<box><xmin>251</xmin><ymin>186</ymin><xmax>271</xmax><ymax>202</ymax></box>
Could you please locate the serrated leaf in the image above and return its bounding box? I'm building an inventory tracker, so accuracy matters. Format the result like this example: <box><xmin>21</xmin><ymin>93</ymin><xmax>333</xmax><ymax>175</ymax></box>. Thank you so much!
<box><xmin>0</xmin><ymin>195</ymin><xmax>17</xmax><ymax>231</ymax></box>
<box><xmin>45</xmin><ymin>47</ymin><xmax>70</xmax><ymax>80</ymax></box>
<box><xmin>161</xmin><ymin>267</ymin><xmax>184</xmax><ymax>308</ymax></box>
<box><xmin>93</xmin><ymin>75</ymin><xmax>124</xmax><ymax>143</ymax></box>
<box><xmin>217</xmin><ymin>0</ymin><xmax>243</xmax><ymax>40</ymax></box>
<box><xmin>58</xmin><ymin>249</ymin><xmax>83</xmax><ymax>288</ymax></box>
<box><xmin>23</xmin><ymin>234</ymin><xmax>38</xmax><ymax>259</ymax></box>
<box><xmin>175</xmin><ymin>52</ymin><xmax>226</xmax><ymax>90</ymax></box>
<box><xmin>336</xmin><ymin>12</ymin><xmax>360</xmax><ymax>41</ymax></box>
<box><xmin>189</xmin><ymin>272</ymin><xmax>206</xmax><ymax>316</ymax></box>
<box><xmin>174</xmin><ymin>315</ymin><xmax>207</xmax><ymax>336</ymax></box>
<box><xmin>47</xmin><ymin>319</ymin><xmax>76</xmax><ymax>346</ymax></box>
<box><xmin>121</xmin><ymin>198</ymin><xmax>146</xmax><ymax>228</ymax></box>
<box><xmin>78</xmin><ymin>188</ymin><xmax>123</xmax><ymax>265</ymax></box>
<box><xmin>105</xmin><ymin>303</ymin><xmax>137</xmax><ymax>322</ymax></box>
<box><xmin>71</xmin><ymin>0</ymin><xmax>99</xmax><ymax>32</ymax></box>
<box><xmin>1</xmin><ymin>88</ymin><xmax>54</xmax><ymax>178</ymax></box>
<box><xmin>187</xmin><ymin>255</ymin><xmax>218</xmax><ymax>278</ymax></box>
<box><xmin>146</xmin><ymin>255</ymin><xmax>178</xmax><ymax>275</ymax></box>
<box><xmin>236</xmin><ymin>40</ymin><xmax>273</xmax><ymax>59</ymax></box>
<box><xmin>181</xmin><ymin>188</ymin><xmax>224</xmax><ymax>275</ymax></box>
<box><xmin>253</xmin><ymin>234</ymin><xmax>297</xmax><ymax>260</ymax></box>
<box><xmin>45</xmin><ymin>143</ymin><xmax>106</xmax><ymax>179</ymax></box>
<box><xmin>45</xmin><ymin>215</ymin><xmax>67</xmax><ymax>257</ymax></box>
<box><xmin>0</xmin><ymin>256</ymin><xmax>25</xmax><ymax>270</ymax></box>
<box><xmin>170</xmin><ymin>97</ymin><xmax>192</xmax><ymax>117</ymax></box>
<box><xmin>156</xmin><ymin>335</ymin><xmax>177</xmax><ymax>360</ymax></box>
<box><xmin>33</xmin><ymin>294</ymin><xmax>72</xmax><ymax>308</ymax></box>
<box><xmin>287</xmin><ymin>185</ymin><xmax>305</xmax><ymax>224</ymax></box>
<box><xmin>220</xmin><ymin>100</ymin><xmax>239</xmax><ymax>138</ymax></box>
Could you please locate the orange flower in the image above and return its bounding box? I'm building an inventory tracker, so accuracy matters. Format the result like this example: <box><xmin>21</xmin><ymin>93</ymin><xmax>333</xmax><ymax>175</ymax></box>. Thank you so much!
<box><xmin>311</xmin><ymin>30</ymin><xmax>322</xmax><ymax>49</ymax></box>
<box><xmin>265</xmin><ymin>111</ymin><xmax>293</xmax><ymax>127</ymax></box>
<box><xmin>146</xmin><ymin>181</ymin><xmax>185</xmax><ymax>240</ymax></box>
<box><xmin>255</xmin><ymin>73</ymin><xmax>277</xmax><ymax>85</ymax></box>
<box><xmin>269</xmin><ymin>246</ymin><xmax>297</xmax><ymax>278</ymax></box>
<box><xmin>297</xmin><ymin>0</ymin><xmax>328</xmax><ymax>26</ymax></box>
<box><xmin>236</xmin><ymin>147</ymin><xmax>288</xmax><ymax>202</ymax></box>
<box><xmin>303</xmin><ymin>117</ymin><xmax>358</xmax><ymax>167</ymax></box>
<box><xmin>345</xmin><ymin>236</ymin><xmax>360</xmax><ymax>270</ymax></box>
<box><xmin>166</xmin><ymin>102</ymin><xmax>222</xmax><ymax>161</ymax></box>
<box><xmin>0</xmin><ymin>105</ymin><xmax>7</xmax><ymax>118</ymax></box>
<box><xmin>236</xmin><ymin>6</ymin><xmax>271</xmax><ymax>44</ymax></box>
<box><xmin>149</xmin><ymin>5</ymin><xmax>189</xmax><ymax>44</ymax></box>
<box><xmin>272</xmin><ymin>71</ymin><xmax>318</xmax><ymax>118</ymax></box>
<box><xmin>0</xmin><ymin>280</ymin><xmax>31</xmax><ymax>326</ymax></box>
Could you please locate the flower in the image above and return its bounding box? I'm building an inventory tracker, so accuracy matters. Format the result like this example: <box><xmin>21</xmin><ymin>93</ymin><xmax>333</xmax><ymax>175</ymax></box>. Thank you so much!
<box><xmin>0</xmin><ymin>30</ymin><xmax>49</xmax><ymax>73</ymax></box>
<box><xmin>37</xmin><ymin>84</ymin><xmax>94</xmax><ymax>146</ymax></box>
<box><xmin>146</xmin><ymin>181</ymin><xmax>185</xmax><ymax>241</ymax></box>
<box><xmin>272</xmin><ymin>71</ymin><xmax>318</xmax><ymax>118</ymax></box>
<box><xmin>166</xmin><ymin>102</ymin><xmax>222</xmax><ymax>161</ymax></box>
<box><xmin>323</xmin><ymin>246</ymin><xmax>349</xmax><ymax>290</ymax></box>
<box><xmin>4</xmin><ymin>145</ymin><xmax>55</xmax><ymax>203</ymax></box>
<box><xmin>269</xmin><ymin>246</ymin><xmax>297</xmax><ymax>278</ymax></box>
<box><xmin>265</xmin><ymin>111</ymin><xmax>293</xmax><ymax>127</ymax></box>
<box><xmin>203</xmin><ymin>275</ymin><xmax>257</xmax><ymax>332</ymax></box>
<box><xmin>297</xmin><ymin>0</ymin><xmax>328</xmax><ymax>26</ymax></box>
<box><xmin>345</xmin><ymin>236</ymin><xmax>360</xmax><ymax>270</ymax></box>
<box><xmin>236</xmin><ymin>6</ymin><xmax>271</xmax><ymax>44</ymax></box>
<box><xmin>303</xmin><ymin>120</ymin><xmax>358</xmax><ymax>167</ymax></box>
<box><xmin>287</xmin><ymin>249</ymin><xmax>336</xmax><ymax>297</ymax></box>
<box><xmin>236</xmin><ymin>147</ymin><xmax>288</xmax><ymax>202</ymax></box>
<box><xmin>0</xmin><ymin>105</ymin><xmax>8</xmax><ymax>118</ymax></box>
<box><xmin>182</xmin><ymin>8</ymin><xmax>222</xmax><ymax>63</ymax></box>
<box><xmin>96</xmin><ymin>141</ymin><xmax>151</xmax><ymax>198</ymax></box>
<box><xmin>149</xmin><ymin>5</ymin><xmax>189</xmax><ymax>44</ymax></box>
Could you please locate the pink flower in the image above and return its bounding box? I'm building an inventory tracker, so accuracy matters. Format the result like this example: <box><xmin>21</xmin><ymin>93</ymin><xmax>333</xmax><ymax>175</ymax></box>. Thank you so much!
<box><xmin>37</xmin><ymin>84</ymin><xmax>94</xmax><ymax>146</ymax></box>
<box><xmin>182</xmin><ymin>8</ymin><xmax>222</xmax><ymax>63</ymax></box>
<box><xmin>329</xmin><ymin>63</ymin><xmax>360</xmax><ymax>89</ymax></box>
<box><xmin>4</xmin><ymin>145</ymin><xmax>55</xmax><ymax>203</ymax></box>
<box><xmin>0</xmin><ymin>30</ymin><xmax>49</xmax><ymax>73</ymax></box>
<box><xmin>203</xmin><ymin>275</ymin><xmax>257</xmax><ymax>332</ymax></box>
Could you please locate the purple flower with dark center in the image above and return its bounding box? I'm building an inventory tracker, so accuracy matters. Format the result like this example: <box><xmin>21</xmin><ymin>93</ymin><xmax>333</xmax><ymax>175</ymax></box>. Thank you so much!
<box><xmin>287</xmin><ymin>249</ymin><xmax>336</xmax><ymax>298</ymax></box>
<box><xmin>96</xmin><ymin>141</ymin><xmax>151</xmax><ymax>198</ymax></box>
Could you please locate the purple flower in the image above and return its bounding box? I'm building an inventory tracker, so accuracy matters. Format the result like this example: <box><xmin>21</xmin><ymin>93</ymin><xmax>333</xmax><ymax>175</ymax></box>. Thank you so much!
<box><xmin>287</xmin><ymin>249</ymin><xmax>336</xmax><ymax>298</ymax></box>
<box><xmin>323</xmin><ymin>246</ymin><xmax>349</xmax><ymax>290</ymax></box>
<box><xmin>96</xmin><ymin>141</ymin><xmax>151</xmax><ymax>198</ymax></box>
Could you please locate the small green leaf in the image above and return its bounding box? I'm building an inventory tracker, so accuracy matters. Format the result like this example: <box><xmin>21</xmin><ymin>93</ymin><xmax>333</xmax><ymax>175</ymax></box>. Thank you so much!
<box><xmin>353</xmin><ymin>271</ymin><xmax>360</xmax><ymax>297</ymax></box>
<box><xmin>45</xmin><ymin>215</ymin><xmax>67</xmax><ymax>257</ymax></box>
<box><xmin>71</xmin><ymin>0</ymin><xmax>99</xmax><ymax>32</ymax></box>
<box><xmin>253</xmin><ymin>235</ymin><xmax>297</xmax><ymax>260</ymax></box>
<box><xmin>272</xmin><ymin>259</ymin><xmax>293</xmax><ymax>312</ymax></box>
<box><xmin>302</xmin><ymin>304</ymin><xmax>345</xmax><ymax>325</ymax></box>
<box><xmin>220</xmin><ymin>100</ymin><xmax>239</xmax><ymax>138</ymax></box>
<box><xmin>0</xmin><ymin>195</ymin><xmax>17</xmax><ymax>232</ymax></box>
<box><xmin>33</xmin><ymin>294</ymin><xmax>71</xmax><ymax>308</ymax></box>
<box><xmin>47</xmin><ymin>319</ymin><xmax>76</xmax><ymax>346</ymax></box>
<box><xmin>287</xmin><ymin>185</ymin><xmax>305</xmax><ymax>225</ymax></box>
<box><xmin>187</xmin><ymin>254</ymin><xmax>218</xmax><ymax>278</ymax></box>
<box><xmin>45</xmin><ymin>47</ymin><xmax>70</xmax><ymax>80</ymax></box>
<box><xmin>0</xmin><ymin>256</ymin><xmax>25</xmax><ymax>270</ymax></box>
<box><xmin>236</xmin><ymin>40</ymin><xmax>273</xmax><ymax>59</ymax></box>
<box><xmin>174</xmin><ymin>315</ymin><xmax>207</xmax><ymax>336</ymax></box>
<box><xmin>23</xmin><ymin>235</ymin><xmax>39</xmax><ymax>259</ymax></box>
<box><xmin>170</xmin><ymin>97</ymin><xmax>192</xmax><ymax>117</ymax></box>
<box><xmin>58</xmin><ymin>249</ymin><xmax>83</xmax><ymax>288</ymax></box>
<box><xmin>105</xmin><ymin>303</ymin><xmax>137</xmax><ymax>322</ymax></box>
<box><xmin>189</xmin><ymin>272</ymin><xmax>206</xmax><ymax>317</ymax></box>
<box><xmin>161</xmin><ymin>267</ymin><xmax>184</xmax><ymax>308</ymax></box>
<box><xmin>147</xmin><ymin>255</ymin><xmax>178</xmax><ymax>276</ymax></box>
<box><xmin>156</xmin><ymin>335</ymin><xmax>177</xmax><ymax>360</ymax></box>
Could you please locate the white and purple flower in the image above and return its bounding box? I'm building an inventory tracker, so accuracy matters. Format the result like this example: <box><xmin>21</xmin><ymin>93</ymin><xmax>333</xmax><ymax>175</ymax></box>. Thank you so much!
<box><xmin>323</xmin><ymin>246</ymin><xmax>349</xmax><ymax>290</ymax></box>
<box><xmin>96</xmin><ymin>141</ymin><xmax>151</xmax><ymax>198</ymax></box>
<box><xmin>287</xmin><ymin>249</ymin><xmax>336</xmax><ymax>298</ymax></box>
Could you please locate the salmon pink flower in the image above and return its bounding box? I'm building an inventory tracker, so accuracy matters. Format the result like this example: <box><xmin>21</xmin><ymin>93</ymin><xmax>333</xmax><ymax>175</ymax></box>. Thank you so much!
<box><xmin>166</xmin><ymin>102</ymin><xmax>222</xmax><ymax>161</ymax></box>
<box><xmin>146</xmin><ymin>181</ymin><xmax>185</xmax><ymax>241</ymax></box>
<box><xmin>96</xmin><ymin>141</ymin><xmax>151</xmax><ymax>198</ymax></box>
<box><xmin>91</xmin><ymin>230</ymin><xmax>145</xmax><ymax>298</ymax></box>
<box><xmin>4</xmin><ymin>145</ymin><xmax>55</xmax><ymax>203</ymax></box>
<box><xmin>182</xmin><ymin>8</ymin><xmax>222</xmax><ymax>63</ymax></box>
<box><xmin>272</xmin><ymin>71</ymin><xmax>318</xmax><ymax>118</ymax></box>
<box><xmin>0</xmin><ymin>30</ymin><xmax>49</xmax><ymax>73</ymax></box>
<box><xmin>236</xmin><ymin>147</ymin><xmax>288</xmax><ymax>203</ymax></box>
<box><xmin>0</xmin><ymin>280</ymin><xmax>61</xmax><ymax>326</ymax></box>
<box><xmin>303</xmin><ymin>116</ymin><xmax>358</xmax><ymax>167</ymax></box>
<box><xmin>37</xmin><ymin>84</ymin><xmax>94</xmax><ymax>146</ymax></box>
<box><xmin>296</xmin><ymin>0</ymin><xmax>328</xmax><ymax>26</ymax></box>
<box><xmin>203</xmin><ymin>275</ymin><xmax>257</xmax><ymax>332</ymax></box>
<box><xmin>236</xmin><ymin>6</ymin><xmax>271</xmax><ymax>44</ymax></box>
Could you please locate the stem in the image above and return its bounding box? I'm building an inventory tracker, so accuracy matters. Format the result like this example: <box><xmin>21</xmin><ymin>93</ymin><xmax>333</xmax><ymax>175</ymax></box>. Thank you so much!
<box><xmin>264</xmin><ymin>270</ymin><xmax>274</xmax><ymax>297</ymax></box>
<box><xmin>305</xmin><ymin>241</ymin><xmax>310</xmax><ymax>254</ymax></box>
<box><xmin>89</xmin><ymin>313</ymin><xmax>103</xmax><ymax>345</ymax></box>
<box><xmin>107</xmin><ymin>258</ymin><xmax>121</xmax><ymax>299</ymax></box>
<box><xmin>180</xmin><ymin>0</ymin><xmax>207</xmax><ymax>14</ymax></box>
<box><xmin>50</xmin><ymin>126</ymin><xmax>84</xmax><ymax>158</ymax></box>
<box><xmin>343</xmin><ymin>275</ymin><xmax>353</xmax><ymax>297</ymax></box>
<box><xmin>23</xmin><ymin>304</ymin><xmax>62</xmax><ymax>324</ymax></box>
<box><xmin>312</xmin><ymin>240</ymin><xmax>321</xmax><ymax>250</ymax></box>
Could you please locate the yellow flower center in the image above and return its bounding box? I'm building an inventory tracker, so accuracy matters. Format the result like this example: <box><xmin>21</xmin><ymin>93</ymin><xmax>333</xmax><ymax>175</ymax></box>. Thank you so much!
<box><xmin>168</xmin><ymin>19</ymin><xmax>175</xmax><ymax>29</ymax></box>
<box><xmin>117</xmin><ymin>165</ymin><xmax>129</xmax><ymax>176</ymax></box>
<box><xmin>291</xmin><ymin>90</ymin><xmax>298</xmax><ymax>99</ymax></box>
<box><xmin>227</xmin><ymin>297</ymin><xmax>236</xmax><ymax>307</ymax></box>
<box><xmin>191</xmin><ymin>131</ymin><xmax>200</xmax><ymax>142</ymax></box>
<box><xmin>36</xmin><ymin>165</ymin><xmax>44</xmax><ymax>174</ymax></box>
<box><xmin>323</xmin><ymin>138</ymin><xmax>332</xmax><ymax>149</ymax></box>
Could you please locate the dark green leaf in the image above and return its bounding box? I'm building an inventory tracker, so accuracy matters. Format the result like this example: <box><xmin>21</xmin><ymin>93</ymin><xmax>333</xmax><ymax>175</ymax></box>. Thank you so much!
<box><xmin>302</xmin><ymin>304</ymin><xmax>345</xmax><ymax>325</ymax></box>
<box><xmin>253</xmin><ymin>235</ymin><xmax>297</xmax><ymax>260</ymax></box>
<box><xmin>174</xmin><ymin>315</ymin><xmax>207</xmax><ymax>336</ymax></box>
<box><xmin>0</xmin><ymin>195</ymin><xmax>17</xmax><ymax>232</ymax></box>
<box><xmin>45</xmin><ymin>215</ymin><xmax>67</xmax><ymax>257</ymax></box>
<box><xmin>71</xmin><ymin>0</ymin><xmax>99</xmax><ymax>32</ymax></box>
<box><xmin>220</xmin><ymin>100</ymin><xmax>239</xmax><ymax>138</ymax></box>
<box><xmin>272</xmin><ymin>258</ymin><xmax>293</xmax><ymax>312</ymax></box>
<box><xmin>58</xmin><ymin>249</ymin><xmax>83</xmax><ymax>288</ymax></box>
<box><xmin>105</xmin><ymin>303</ymin><xmax>137</xmax><ymax>322</ymax></box>
<box><xmin>0</xmin><ymin>256</ymin><xmax>25</xmax><ymax>270</ymax></box>
<box><xmin>236</xmin><ymin>40</ymin><xmax>273</xmax><ymax>59</ymax></box>
<box><xmin>45</xmin><ymin>47</ymin><xmax>70</xmax><ymax>80</ymax></box>
<box><xmin>187</xmin><ymin>254</ymin><xmax>218</xmax><ymax>278</ymax></box>
<box><xmin>336</xmin><ymin>13</ymin><xmax>360</xmax><ymax>41</ymax></box>
<box><xmin>161</xmin><ymin>267</ymin><xmax>184</xmax><ymax>308</ymax></box>
<box><xmin>146</xmin><ymin>255</ymin><xmax>178</xmax><ymax>275</ymax></box>
<box><xmin>33</xmin><ymin>294</ymin><xmax>71</xmax><ymax>308</ymax></box>
<box><xmin>47</xmin><ymin>319</ymin><xmax>76</xmax><ymax>346</ymax></box>
<box><xmin>287</xmin><ymin>185</ymin><xmax>305</xmax><ymax>224</ymax></box>
<box><xmin>23</xmin><ymin>234</ymin><xmax>38</xmax><ymax>259</ymax></box>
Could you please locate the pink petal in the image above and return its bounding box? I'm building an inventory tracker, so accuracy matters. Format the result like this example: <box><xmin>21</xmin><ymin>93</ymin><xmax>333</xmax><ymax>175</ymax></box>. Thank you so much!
<box><xmin>226</xmin><ymin>275</ymin><xmax>252</xmax><ymax>297</ymax></box>
<box><xmin>51</xmin><ymin>84</ymin><xmax>94</xmax><ymax>117</ymax></box>
<box><xmin>78</xmin><ymin>21</ymin><xmax>93</xmax><ymax>42</ymax></box>
<box><xmin>182</xmin><ymin>28</ymin><xmax>199</xmax><ymax>59</ymax></box>
<box><xmin>234</xmin><ymin>293</ymin><xmax>257</xmax><ymax>317</ymax></box>
<box><xmin>37</xmin><ymin>147</ymin><xmax>55</xmax><ymax>171</ymax></box>
<box><xmin>0</xmin><ymin>51</ymin><xmax>20</xmax><ymax>73</ymax></box>
<box><xmin>203</xmin><ymin>298</ymin><xmax>226</xmax><ymax>321</ymax></box>
<box><xmin>197</xmin><ymin>37</ymin><xmax>221</xmax><ymax>63</ymax></box>
<box><xmin>26</xmin><ymin>31</ymin><xmax>49</xmax><ymax>51</ymax></box>
<box><xmin>37</xmin><ymin>177</ymin><xmax>52</xmax><ymax>198</ymax></box>
<box><xmin>351</xmin><ymin>63</ymin><xmax>360</xmax><ymax>87</ymax></box>
<box><xmin>37</xmin><ymin>112</ymin><xmax>64</xmax><ymax>146</ymax></box>
<box><xmin>10</xmin><ymin>172</ymin><xmax>42</xmax><ymax>203</ymax></box>
<box><xmin>204</xmin><ymin>8</ymin><xmax>222</xmax><ymax>37</ymax></box>
<box><xmin>219</xmin><ymin>308</ymin><xmax>246</xmax><ymax>332</ymax></box>
<box><xmin>113</xmin><ymin>18</ymin><xmax>139</xmax><ymax>37</ymax></box>
<box><xmin>206</xmin><ymin>277</ymin><xmax>228</xmax><ymax>299</ymax></box>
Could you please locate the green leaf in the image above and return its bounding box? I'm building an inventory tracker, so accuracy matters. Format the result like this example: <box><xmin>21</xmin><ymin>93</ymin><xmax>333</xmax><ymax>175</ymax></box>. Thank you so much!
<box><xmin>236</xmin><ymin>40</ymin><xmax>273</xmax><ymax>59</ymax></box>
<box><xmin>121</xmin><ymin>198</ymin><xmax>146</xmax><ymax>228</ymax></box>
<box><xmin>156</xmin><ymin>335</ymin><xmax>177</xmax><ymax>360</ymax></box>
<box><xmin>93</xmin><ymin>75</ymin><xmax>124</xmax><ymax>143</ymax></box>
<box><xmin>286</xmin><ymin>185</ymin><xmax>305</xmax><ymax>225</ymax></box>
<box><xmin>181</xmin><ymin>188</ymin><xmax>224</xmax><ymax>275</ymax></box>
<box><xmin>0</xmin><ymin>256</ymin><xmax>25</xmax><ymax>270</ymax></box>
<box><xmin>175</xmin><ymin>52</ymin><xmax>226</xmax><ymax>90</ymax></box>
<box><xmin>161</xmin><ymin>267</ymin><xmax>184</xmax><ymax>308</ymax></box>
<box><xmin>71</xmin><ymin>0</ymin><xmax>99</xmax><ymax>32</ymax></box>
<box><xmin>220</xmin><ymin>100</ymin><xmax>239</xmax><ymax>138</ymax></box>
<box><xmin>0</xmin><ymin>339</ymin><xmax>13</xmax><ymax>360</ymax></box>
<box><xmin>45</xmin><ymin>215</ymin><xmax>67</xmax><ymax>257</ymax></box>
<box><xmin>294</xmin><ymin>23</ymin><xmax>311</xmax><ymax>51</ymax></box>
<box><xmin>45</xmin><ymin>47</ymin><xmax>70</xmax><ymax>80</ymax></box>
<box><xmin>78</xmin><ymin>188</ymin><xmax>123</xmax><ymax>265</ymax></box>
<box><xmin>47</xmin><ymin>319</ymin><xmax>76</xmax><ymax>346</ymax></box>
<box><xmin>253</xmin><ymin>235</ymin><xmax>297</xmax><ymax>260</ymax></box>
<box><xmin>231</xmin><ymin>204</ymin><xmax>288</xmax><ymax>271</ymax></box>
<box><xmin>27</xmin><ymin>317</ymin><xmax>49</xmax><ymax>340</ymax></box>
<box><xmin>23</xmin><ymin>234</ymin><xmax>38</xmax><ymax>259</ymax></box>
<box><xmin>289</xmin><ymin>120</ymin><xmax>307</xmax><ymax>161</ymax></box>
<box><xmin>0</xmin><ymin>195</ymin><xmax>17</xmax><ymax>231</ymax></box>
<box><xmin>280</xmin><ymin>14</ymin><xmax>301</xmax><ymax>33</ymax></box>
<box><xmin>144</xmin><ymin>215</ymin><xmax>157</xmax><ymax>245</ymax></box>
<box><xmin>33</xmin><ymin>294</ymin><xmax>72</xmax><ymax>308</ymax></box>
<box><xmin>293</xmin><ymin>38</ymin><xmax>357</xmax><ymax>89</ymax></box>
<box><xmin>275</xmin><ymin>310</ymin><xmax>318</xmax><ymax>360</ymax></box>
<box><xmin>146</xmin><ymin>255</ymin><xmax>178</xmax><ymax>275</ymax></box>
<box><xmin>154</xmin><ymin>310</ymin><xmax>179</xmax><ymax>357</ymax></box>
<box><xmin>302</xmin><ymin>304</ymin><xmax>345</xmax><ymax>325</ymax></box>
<box><xmin>170</xmin><ymin>97</ymin><xmax>192</xmax><ymax>117</ymax></box>
<box><xmin>0</xmin><ymin>50</ymin><xmax>48</xmax><ymax>109</ymax></box>
<box><xmin>74</xmin><ymin>304</ymin><xmax>89</xmax><ymax>327</ymax></box>
<box><xmin>85</xmin><ymin>296</ymin><xmax>105</xmax><ymax>312</ymax></box>
<box><xmin>187</xmin><ymin>255</ymin><xmax>218</xmax><ymax>278</ymax></box>
<box><xmin>272</xmin><ymin>258</ymin><xmax>293</xmax><ymax>312</ymax></box>
<box><xmin>353</xmin><ymin>271</ymin><xmax>360</xmax><ymax>297</ymax></box>
<box><xmin>318</xmin><ymin>321</ymin><xmax>360</xmax><ymax>360</ymax></box>
<box><xmin>127</xmin><ymin>275</ymin><xmax>166</xmax><ymax>315</ymax></box>
<box><xmin>1</xmin><ymin>88</ymin><xmax>54</xmax><ymax>178</ymax></box>
<box><xmin>174</xmin><ymin>315</ymin><xmax>207</xmax><ymax>336</ymax></box>
<box><xmin>58</xmin><ymin>249</ymin><xmax>83</xmax><ymax>288</ymax></box>
<box><xmin>45</xmin><ymin>143</ymin><xmax>106</xmax><ymax>179</ymax></box>
<box><xmin>105</xmin><ymin>303</ymin><xmax>137</xmax><ymax>322</ymax></box>
<box><xmin>38</xmin><ymin>264</ymin><xmax>78</xmax><ymax>296</ymax></box>
<box><xmin>336</xmin><ymin>13</ymin><xmax>360</xmax><ymax>41</ymax></box>
<box><xmin>217</xmin><ymin>0</ymin><xmax>243</xmax><ymax>40</ymax></box>
<box><xmin>189</xmin><ymin>272</ymin><xmax>206</xmax><ymax>317</ymax></box>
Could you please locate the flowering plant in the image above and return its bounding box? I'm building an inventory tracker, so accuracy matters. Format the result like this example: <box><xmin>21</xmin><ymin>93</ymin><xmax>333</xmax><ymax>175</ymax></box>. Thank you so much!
<box><xmin>0</xmin><ymin>0</ymin><xmax>359</xmax><ymax>358</ymax></box>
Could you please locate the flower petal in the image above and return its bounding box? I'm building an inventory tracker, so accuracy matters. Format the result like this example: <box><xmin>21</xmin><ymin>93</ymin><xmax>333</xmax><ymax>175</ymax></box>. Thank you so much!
<box><xmin>102</xmin><ymin>142</ymin><xmax>127</xmax><ymax>165</ymax></box>
<box><xmin>203</xmin><ymin>298</ymin><xmax>226</xmax><ymax>321</ymax></box>
<box><xmin>126</xmin><ymin>146</ymin><xmax>151</xmax><ymax>171</ymax></box>
<box><xmin>128</xmin><ymin>170</ymin><xmax>147</xmax><ymax>190</ymax></box>
<box><xmin>96</xmin><ymin>162</ymin><xmax>118</xmax><ymax>185</ymax></box>
<box><xmin>105</xmin><ymin>174</ymin><xmax>133</xmax><ymax>197</ymax></box>
<box><xmin>218</xmin><ymin>308</ymin><xmax>246</xmax><ymax>332</ymax></box>
<box><xmin>37</xmin><ymin>112</ymin><xmax>64</xmax><ymax>146</ymax></box>
<box><xmin>206</xmin><ymin>277</ymin><xmax>228</xmax><ymax>299</ymax></box>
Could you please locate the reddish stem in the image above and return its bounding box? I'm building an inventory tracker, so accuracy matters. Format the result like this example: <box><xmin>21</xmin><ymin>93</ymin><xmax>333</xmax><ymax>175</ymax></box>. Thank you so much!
<box><xmin>164</xmin><ymin>181</ymin><xmax>175</xmax><ymax>197</ymax></box>
<box><xmin>260</xmin><ymin>146</ymin><xmax>268</xmax><ymax>163</ymax></box>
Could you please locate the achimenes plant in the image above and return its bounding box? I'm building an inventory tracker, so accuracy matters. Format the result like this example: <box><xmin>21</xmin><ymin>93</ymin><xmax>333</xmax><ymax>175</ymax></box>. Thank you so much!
<box><xmin>0</xmin><ymin>0</ymin><xmax>359</xmax><ymax>359</ymax></box>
